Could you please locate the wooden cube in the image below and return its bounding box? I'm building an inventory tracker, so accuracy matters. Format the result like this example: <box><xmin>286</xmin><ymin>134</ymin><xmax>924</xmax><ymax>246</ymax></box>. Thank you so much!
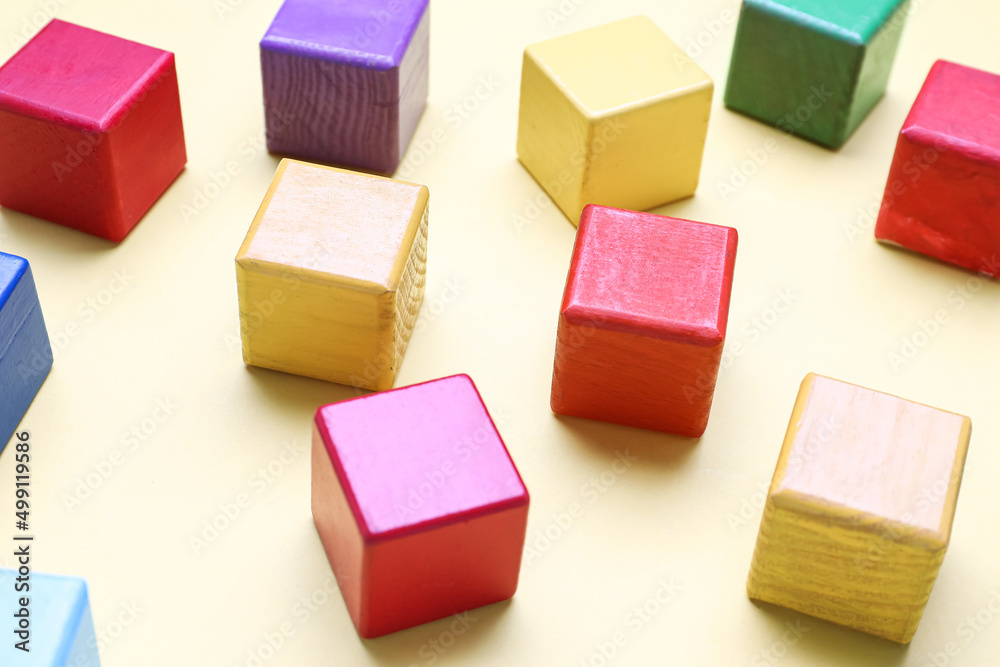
<box><xmin>875</xmin><ymin>60</ymin><xmax>1000</xmax><ymax>276</ymax></box>
<box><xmin>261</xmin><ymin>0</ymin><xmax>430</xmax><ymax>174</ymax></box>
<box><xmin>551</xmin><ymin>205</ymin><xmax>738</xmax><ymax>436</ymax></box>
<box><xmin>516</xmin><ymin>16</ymin><xmax>712</xmax><ymax>224</ymax></box>
<box><xmin>747</xmin><ymin>373</ymin><xmax>972</xmax><ymax>644</ymax></box>
<box><xmin>0</xmin><ymin>19</ymin><xmax>186</xmax><ymax>242</ymax></box>
<box><xmin>312</xmin><ymin>374</ymin><xmax>530</xmax><ymax>638</ymax></box>
<box><xmin>0</xmin><ymin>569</ymin><xmax>101</xmax><ymax>664</ymax></box>
<box><xmin>0</xmin><ymin>253</ymin><xmax>51</xmax><ymax>454</ymax></box>
<box><xmin>725</xmin><ymin>0</ymin><xmax>909</xmax><ymax>148</ymax></box>
<box><xmin>236</xmin><ymin>159</ymin><xmax>427</xmax><ymax>390</ymax></box>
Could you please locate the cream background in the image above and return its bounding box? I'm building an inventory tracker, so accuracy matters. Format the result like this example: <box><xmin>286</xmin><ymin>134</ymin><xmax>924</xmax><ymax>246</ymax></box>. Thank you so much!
<box><xmin>1</xmin><ymin>0</ymin><xmax>999</xmax><ymax>665</ymax></box>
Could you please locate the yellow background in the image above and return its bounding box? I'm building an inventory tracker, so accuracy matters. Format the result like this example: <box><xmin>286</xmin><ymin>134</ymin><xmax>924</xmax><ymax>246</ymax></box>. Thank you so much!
<box><xmin>1</xmin><ymin>0</ymin><xmax>999</xmax><ymax>665</ymax></box>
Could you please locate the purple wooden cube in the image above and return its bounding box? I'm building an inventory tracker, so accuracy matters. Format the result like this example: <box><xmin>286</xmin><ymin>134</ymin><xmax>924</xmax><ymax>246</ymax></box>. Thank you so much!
<box><xmin>260</xmin><ymin>0</ymin><xmax>430</xmax><ymax>174</ymax></box>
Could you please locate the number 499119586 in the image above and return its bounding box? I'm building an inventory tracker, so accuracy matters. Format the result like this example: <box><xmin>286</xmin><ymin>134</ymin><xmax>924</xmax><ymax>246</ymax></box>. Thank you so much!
<box><xmin>14</xmin><ymin>431</ymin><xmax>30</xmax><ymax>530</ymax></box>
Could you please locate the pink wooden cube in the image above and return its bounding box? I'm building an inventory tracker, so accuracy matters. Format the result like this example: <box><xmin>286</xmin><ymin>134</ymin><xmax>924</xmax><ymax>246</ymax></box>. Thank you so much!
<box><xmin>311</xmin><ymin>374</ymin><xmax>530</xmax><ymax>637</ymax></box>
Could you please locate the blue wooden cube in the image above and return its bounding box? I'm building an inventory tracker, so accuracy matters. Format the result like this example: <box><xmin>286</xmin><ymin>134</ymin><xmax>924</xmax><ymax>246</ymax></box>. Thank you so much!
<box><xmin>0</xmin><ymin>570</ymin><xmax>101</xmax><ymax>665</ymax></box>
<box><xmin>724</xmin><ymin>0</ymin><xmax>910</xmax><ymax>148</ymax></box>
<box><xmin>260</xmin><ymin>0</ymin><xmax>430</xmax><ymax>174</ymax></box>
<box><xmin>0</xmin><ymin>252</ymin><xmax>51</xmax><ymax>454</ymax></box>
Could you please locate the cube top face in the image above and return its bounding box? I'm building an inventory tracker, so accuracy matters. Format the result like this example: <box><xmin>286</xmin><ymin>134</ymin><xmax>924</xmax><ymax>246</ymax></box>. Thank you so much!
<box><xmin>0</xmin><ymin>19</ymin><xmax>172</xmax><ymax>131</ymax></box>
<box><xmin>0</xmin><ymin>570</ymin><xmax>90</xmax><ymax>664</ymax></box>
<box><xmin>0</xmin><ymin>252</ymin><xmax>28</xmax><ymax>306</ymax></box>
<box><xmin>749</xmin><ymin>0</ymin><xmax>906</xmax><ymax>43</ymax></box>
<box><xmin>564</xmin><ymin>205</ymin><xmax>738</xmax><ymax>346</ymax></box>
<box><xmin>315</xmin><ymin>374</ymin><xmax>528</xmax><ymax>537</ymax></box>
<box><xmin>905</xmin><ymin>60</ymin><xmax>1000</xmax><ymax>163</ymax></box>
<box><xmin>261</xmin><ymin>0</ymin><xmax>429</xmax><ymax>69</ymax></box>
<box><xmin>525</xmin><ymin>15</ymin><xmax>710</xmax><ymax>119</ymax></box>
<box><xmin>237</xmin><ymin>159</ymin><xmax>427</xmax><ymax>291</ymax></box>
<box><xmin>775</xmin><ymin>374</ymin><xmax>971</xmax><ymax>543</ymax></box>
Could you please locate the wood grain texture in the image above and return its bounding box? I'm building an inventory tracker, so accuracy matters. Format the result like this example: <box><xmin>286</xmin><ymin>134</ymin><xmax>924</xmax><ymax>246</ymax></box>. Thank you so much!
<box><xmin>0</xmin><ymin>570</ymin><xmax>100</xmax><ymax>665</ymax></box>
<box><xmin>0</xmin><ymin>19</ymin><xmax>186</xmax><ymax>242</ymax></box>
<box><xmin>875</xmin><ymin>60</ymin><xmax>1000</xmax><ymax>276</ymax></box>
<box><xmin>747</xmin><ymin>373</ymin><xmax>972</xmax><ymax>644</ymax></box>
<box><xmin>550</xmin><ymin>205</ymin><xmax>738</xmax><ymax>436</ymax></box>
<box><xmin>516</xmin><ymin>16</ymin><xmax>712</xmax><ymax>224</ymax></box>
<box><xmin>724</xmin><ymin>0</ymin><xmax>909</xmax><ymax>148</ymax></box>
<box><xmin>0</xmin><ymin>253</ymin><xmax>51</xmax><ymax>453</ymax></box>
<box><xmin>235</xmin><ymin>159</ymin><xmax>428</xmax><ymax>390</ymax></box>
<box><xmin>261</xmin><ymin>0</ymin><xmax>429</xmax><ymax>174</ymax></box>
<box><xmin>311</xmin><ymin>374</ymin><xmax>530</xmax><ymax>638</ymax></box>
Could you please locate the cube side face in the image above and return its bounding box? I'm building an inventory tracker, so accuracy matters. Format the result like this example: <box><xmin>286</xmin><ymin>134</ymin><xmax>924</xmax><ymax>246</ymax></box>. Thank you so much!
<box><xmin>386</xmin><ymin>204</ymin><xmax>428</xmax><ymax>387</ymax></box>
<box><xmin>104</xmin><ymin>54</ymin><xmax>187</xmax><ymax>242</ymax></box>
<box><xmin>396</xmin><ymin>5</ymin><xmax>430</xmax><ymax>162</ymax></box>
<box><xmin>0</xmin><ymin>257</ymin><xmax>52</xmax><ymax>452</ymax></box>
<box><xmin>237</xmin><ymin>261</ymin><xmax>383</xmax><ymax>388</ymax></box>
<box><xmin>516</xmin><ymin>51</ymin><xmax>590</xmax><ymax>223</ymax></box>
<box><xmin>0</xmin><ymin>108</ymin><xmax>119</xmax><ymax>238</ymax></box>
<box><xmin>67</xmin><ymin>589</ymin><xmax>102</xmax><ymax>666</ymax></box>
<box><xmin>551</xmin><ymin>315</ymin><xmax>723</xmax><ymax>436</ymax></box>
<box><xmin>581</xmin><ymin>83</ymin><xmax>712</xmax><ymax>213</ymax></box>
<box><xmin>844</xmin><ymin>1</ymin><xmax>910</xmax><ymax>139</ymax></box>
<box><xmin>725</xmin><ymin>2</ymin><xmax>863</xmax><ymax>148</ymax></box>
<box><xmin>747</xmin><ymin>496</ymin><xmax>942</xmax><ymax>644</ymax></box>
<box><xmin>311</xmin><ymin>423</ymin><xmax>366</xmax><ymax>632</ymax></box>
<box><xmin>362</xmin><ymin>503</ymin><xmax>529</xmax><ymax>637</ymax></box>
<box><xmin>875</xmin><ymin>127</ymin><xmax>1000</xmax><ymax>275</ymax></box>
<box><xmin>261</xmin><ymin>47</ymin><xmax>401</xmax><ymax>173</ymax></box>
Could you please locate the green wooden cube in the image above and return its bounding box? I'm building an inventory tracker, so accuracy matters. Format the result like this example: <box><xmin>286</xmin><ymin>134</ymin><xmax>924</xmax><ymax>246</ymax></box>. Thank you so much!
<box><xmin>724</xmin><ymin>0</ymin><xmax>910</xmax><ymax>148</ymax></box>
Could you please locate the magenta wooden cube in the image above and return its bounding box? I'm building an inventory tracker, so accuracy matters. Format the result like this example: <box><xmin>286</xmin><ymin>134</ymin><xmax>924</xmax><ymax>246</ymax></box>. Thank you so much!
<box><xmin>261</xmin><ymin>0</ymin><xmax>430</xmax><ymax>174</ymax></box>
<box><xmin>311</xmin><ymin>374</ymin><xmax>530</xmax><ymax>638</ymax></box>
<box><xmin>0</xmin><ymin>19</ymin><xmax>186</xmax><ymax>242</ymax></box>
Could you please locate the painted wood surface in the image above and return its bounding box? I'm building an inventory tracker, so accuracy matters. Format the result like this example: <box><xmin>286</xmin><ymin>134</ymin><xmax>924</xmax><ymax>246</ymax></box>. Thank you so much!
<box><xmin>0</xmin><ymin>569</ymin><xmax>100</xmax><ymax>665</ymax></box>
<box><xmin>311</xmin><ymin>374</ymin><xmax>530</xmax><ymax>638</ymax></box>
<box><xmin>0</xmin><ymin>253</ymin><xmax>51</xmax><ymax>454</ymax></box>
<box><xmin>550</xmin><ymin>205</ymin><xmax>738</xmax><ymax>437</ymax></box>
<box><xmin>0</xmin><ymin>19</ymin><xmax>186</xmax><ymax>242</ymax></box>
<box><xmin>235</xmin><ymin>158</ymin><xmax>428</xmax><ymax>390</ymax></box>
<box><xmin>747</xmin><ymin>373</ymin><xmax>972</xmax><ymax>644</ymax></box>
<box><xmin>725</xmin><ymin>0</ymin><xmax>910</xmax><ymax>148</ymax></box>
<box><xmin>516</xmin><ymin>16</ymin><xmax>712</xmax><ymax>224</ymax></box>
<box><xmin>261</xmin><ymin>0</ymin><xmax>430</xmax><ymax>174</ymax></box>
<box><xmin>875</xmin><ymin>59</ymin><xmax>1000</xmax><ymax>276</ymax></box>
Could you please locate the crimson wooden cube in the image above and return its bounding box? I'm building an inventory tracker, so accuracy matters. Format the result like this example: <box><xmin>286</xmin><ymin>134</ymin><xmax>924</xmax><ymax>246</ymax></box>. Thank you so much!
<box><xmin>875</xmin><ymin>60</ymin><xmax>1000</xmax><ymax>276</ymax></box>
<box><xmin>0</xmin><ymin>20</ymin><xmax>186</xmax><ymax>243</ymax></box>
<box><xmin>311</xmin><ymin>374</ymin><xmax>529</xmax><ymax>638</ymax></box>
<box><xmin>551</xmin><ymin>204</ymin><xmax>738</xmax><ymax>436</ymax></box>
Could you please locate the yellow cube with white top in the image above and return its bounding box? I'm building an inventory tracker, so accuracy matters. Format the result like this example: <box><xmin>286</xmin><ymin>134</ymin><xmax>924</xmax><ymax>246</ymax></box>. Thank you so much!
<box><xmin>516</xmin><ymin>16</ymin><xmax>713</xmax><ymax>224</ymax></box>
<box><xmin>235</xmin><ymin>159</ymin><xmax>428</xmax><ymax>391</ymax></box>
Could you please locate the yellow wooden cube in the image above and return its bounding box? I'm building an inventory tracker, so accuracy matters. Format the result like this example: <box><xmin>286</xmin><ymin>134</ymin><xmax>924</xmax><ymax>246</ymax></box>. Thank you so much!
<box><xmin>235</xmin><ymin>159</ymin><xmax>428</xmax><ymax>390</ymax></box>
<box><xmin>747</xmin><ymin>373</ymin><xmax>972</xmax><ymax>644</ymax></box>
<box><xmin>516</xmin><ymin>15</ymin><xmax>713</xmax><ymax>225</ymax></box>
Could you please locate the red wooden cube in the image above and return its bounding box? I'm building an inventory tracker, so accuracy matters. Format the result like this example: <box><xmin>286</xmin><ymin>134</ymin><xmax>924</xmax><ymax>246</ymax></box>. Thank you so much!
<box><xmin>311</xmin><ymin>374</ymin><xmax>529</xmax><ymax>638</ymax></box>
<box><xmin>875</xmin><ymin>60</ymin><xmax>1000</xmax><ymax>276</ymax></box>
<box><xmin>551</xmin><ymin>205</ymin><xmax>738</xmax><ymax>437</ymax></box>
<box><xmin>0</xmin><ymin>20</ymin><xmax>186</xmax><ymax>243</ymax></box>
